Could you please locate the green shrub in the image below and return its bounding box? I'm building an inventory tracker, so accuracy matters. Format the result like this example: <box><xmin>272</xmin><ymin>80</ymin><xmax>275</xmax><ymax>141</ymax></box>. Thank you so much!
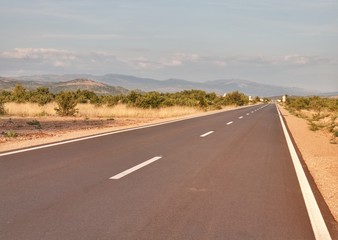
<box><xmin>103</xmin><ymin>95</ymin><xmax>121</xmax><ymax>107</ymax></box>
<box><xmin>2</xmin><ymin>130</ymin><xmax>18</xmax><ymax>138</ymax></box>
<box><xmin>335</xmin><ymin>131</ymin><xmax>338</xmax><ymax>137</ymax></box>
<box><xmin>0</xmin><ymin>100</ymin><xmax>5</xmax><ymax>115</ymax></box>
<box><xmin>224</xmin><ymin>91</ymin><xmax>249</xmax><ymax>106</ymax></box>
<box><xmin>286</xmin><ymin>96</ymin><xmax>337</xmax><ymax>112</ymax></box>
<box><xmin>134</xmin><ymin>92</ymin><xmax>165</xmax><ymax>109</ymax></box>
<box><xmin>29</xmin><ymin>87</ymin><xmax>54</xmax><ymax>105</ymax></box>
<box><xmin>309</xmin><ymin>121</ymin><xmax>319</xmax><ymax>131</ymax></box>
<box><xmin>12</xmin><ymin>84</ymin><xmax>29</xmax><ymax>103</ymax></box>
<box><xmin>26</xmin><ymin>120</ymin><xmax>41</xmax><ymax>129</ymax></box>
<box><xmin>54</xmin><ymin>91</ymin><xmax>78</xmax><ymax>116</ymax></box>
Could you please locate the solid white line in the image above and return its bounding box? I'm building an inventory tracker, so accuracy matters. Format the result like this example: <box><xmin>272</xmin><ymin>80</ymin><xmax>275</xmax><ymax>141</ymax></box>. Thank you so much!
<box><xmin>226</xmin><ymin>121</ymin><xmax>233</xmax><ymax>125</ymax></box>
<box><xmin>200</xmin><ymin>131</ymin><xmax>214</xmax><ymax>137</ymax></box>
<box><xmin>276</xmin><ymin>105</ymin><xmax>331</xmax><ymax>240</ymax></box>
<box><xmin>109</xmin><ymin>156</ymin><xmax>162</xmax><ymax>180</ymax></box>
<box><xmin>239</xmin><ymin>116</ymin><xmax>243</xmax><ymax>119</ymax></box>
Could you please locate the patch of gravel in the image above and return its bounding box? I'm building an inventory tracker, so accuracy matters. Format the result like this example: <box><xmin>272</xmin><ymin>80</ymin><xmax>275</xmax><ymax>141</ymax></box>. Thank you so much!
<box><xmin>279</xmin><ymin>106</ymin><xmax>338</xmax><ymax>222</ymax></box>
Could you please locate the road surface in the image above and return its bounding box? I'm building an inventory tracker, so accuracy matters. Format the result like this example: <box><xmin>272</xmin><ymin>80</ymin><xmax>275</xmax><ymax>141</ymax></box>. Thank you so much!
<box><xmin>0</xmin><ymin>104</ymin><xmax>335</xmax><ymax>239</ymax></box>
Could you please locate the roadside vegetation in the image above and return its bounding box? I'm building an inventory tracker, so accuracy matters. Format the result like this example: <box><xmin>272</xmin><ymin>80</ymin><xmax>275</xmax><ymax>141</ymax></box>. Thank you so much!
<box><xmin>0</xmin><ymin>84</ymin><xmax>251</xmax><ymax>117</ymax></box>
<box><xmin>0</xmin><ymin>85</ymin><xmax>254</xmax><ymax>143</ymax></box>
<box><xmin>284</xmin><ymin>96</ymin><xmax>338</xmax><ymax>143</ymax></box>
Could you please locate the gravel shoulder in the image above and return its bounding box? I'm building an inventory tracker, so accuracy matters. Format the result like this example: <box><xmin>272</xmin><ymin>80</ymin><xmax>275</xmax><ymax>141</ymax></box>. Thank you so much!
<box><xmin>279</xmin><ymin>106</ymin><xmax>338</xmax><ymax>222</ymax></box>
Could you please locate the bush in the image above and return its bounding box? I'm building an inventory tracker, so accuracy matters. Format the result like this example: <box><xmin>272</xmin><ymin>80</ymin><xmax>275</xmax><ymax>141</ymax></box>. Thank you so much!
<box><xmin>102</xmin><ymin>95</ymin><xmax>121</xmax><ymax>107</ymax></box>
<box><xmin>0</xmin><ymin>90</ymin><xmax>12</xmax><ymax>103</ymax></box>
<box><xmin>12</xmin><ymin>84</ymin><xmax>29</xmax><ymax>103</ymax></box>
<box><xmin>54</xmin><ymin>91</ymin><xmax>78</xmax><ymax>116</ymax></box>
<box><xmin>0</xmin><ymin>100</ymin><xmax>5</xmax><ymax>115</ymax></box>
<box><xmin>286</xmin><ymin>96</ymin><xmax>337</xmax><ymax>112</ymax></box>
<box><xmin>134</xmin><ymin>92</ymin><xmax>165</xmax><ymax>109</ymax></box>
<box><xmin>29</xmin><ymin>87</ymin><xmax>54</xmax><ymax>105</ymax></box>
<box><xmin>2</xmin><ymin>130</ymin><xmax>17</xmax><ymax>138</ymax></box>
<box><xmin>26</xmin><ymin>120</ymin><xmax>41</xmax><ymax>129</ymax></box>
<box><xmin>224</xmin><ymin>91</ymin><xmax>249</xmax><ymax>106</ymax></box>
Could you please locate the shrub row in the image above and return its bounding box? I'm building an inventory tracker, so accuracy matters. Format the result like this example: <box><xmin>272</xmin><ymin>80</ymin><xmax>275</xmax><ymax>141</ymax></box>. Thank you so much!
<box><xmin>285</xmin><ymin>96</ymin><xmax>337</xmax><ymax>112</ymax></box>
<box><xmin>0</xmin><ymin>85</ymin><xmax>250</xmax><ymax>116</ymax></box>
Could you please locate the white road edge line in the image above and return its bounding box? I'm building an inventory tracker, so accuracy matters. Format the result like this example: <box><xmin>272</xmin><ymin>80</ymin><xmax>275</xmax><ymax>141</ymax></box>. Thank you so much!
<box><xmin>276</xmin><ymin>105</ymin><xmax>331</xmax><ymax>240</ymax></box>
<box><xmin>0</xmin><ymin>105</ymin><xmax>257</xmax><ymax>157</ymax></box>
<box><xmin>200</xmin><ymin>131</ymin><xmax>214</xmax><ymax>137</ymax></box>
<box><xmin>109</xmin><ymin>156</ymin><xmax>162</xmax><ymax>180</ymax></box>
<box><xmin>226</xmin><ymin>121</ymin><xmax>233</xmax><ymax>125</ymax></box>
<box><xmin>239</xmin><ymin>116</ymin><xmax>243</xmax><ymax>119</ymax></box>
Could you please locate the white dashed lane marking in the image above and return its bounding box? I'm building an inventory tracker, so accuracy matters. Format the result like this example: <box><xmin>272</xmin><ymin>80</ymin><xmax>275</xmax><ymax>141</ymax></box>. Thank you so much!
<box><xmin>109</xmin><ymin>156</ymin><xmax>163</xmax><ymax>180</ymax></box>
<box><xmin>200</xmin><ymin>131</ymin><xmax>214</xmax><ymax>137</ymax></box>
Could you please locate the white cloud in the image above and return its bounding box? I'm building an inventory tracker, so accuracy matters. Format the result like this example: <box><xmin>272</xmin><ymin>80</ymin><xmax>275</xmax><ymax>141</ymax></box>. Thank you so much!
<box><xmin>0</xmin><ymin>48</ymin><xmax>128</xmax><ymax>76</ymax></box>
<box><xmin>1</xmin><ymin>48</ymin><xmax>76</xmax><ymax>60</ymax></box>
<box><xmin>0</xmin><ymin>49</ymin><xmax>327</xmax><ymax>70</ymax></box>
<box><xmin>209</xmin><ymin>54</ymin><xmax>324</xmax><ymax>67</ymax></box>
<box><xmin>122</xmin><ymin>53</ymin><xmax>202</xmax><ymax>70</ymax></box>
<box><xmin>161</xmin><ymin>53</ymin><xmax>201</xmax><ymax>67</ymax></box>
<box><xmin>0</xmin><ymin>48</ymin><xmax>335</xmax><ymax>86</ymax></box>
<box><xmin>282</xmin><ymin>55</ymin><xmax>309</xmax><ymax>65</ymax></box>
<box><xmin>213</xmin><ymin>61</ymin><xmax>228</xmax><ymax>67</ymax></box>
<box><xmin>39</xmin><ymin>33</ymin><xmax>137</xmax><ymax>40</ymax></box>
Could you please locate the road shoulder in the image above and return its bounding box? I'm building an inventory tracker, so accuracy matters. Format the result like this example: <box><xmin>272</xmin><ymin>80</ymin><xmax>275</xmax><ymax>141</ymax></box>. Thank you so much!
<box><xmin>279</xmin><ymin>106</ymin><xmax>338</xmax><ymax>224</ymax></box>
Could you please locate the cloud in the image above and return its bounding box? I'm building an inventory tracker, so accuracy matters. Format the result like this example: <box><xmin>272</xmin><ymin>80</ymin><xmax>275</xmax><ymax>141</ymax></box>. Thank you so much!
<box><xmin>208</xmin><ymin>54</ymin><xmax>328</xmax><ymax>67</ymax></box>
<box><xmin>0</xmin><ymin>48</ymin><xmax>127</xmax><ymax>76</ymax></box>
<box><xmin>1</xmin><ymin>48</ymin><xmax>77</xmax><ymax>60</ymax></box>
<box><xmin>0</xmin><ymin>49</ymin><xmax>327</xmax><ymax>69</ymax></box>
<box><xmin>121</xmin><ymin>53</ymin><xmax>202</xmax><ymax>70</ymax></box>
<box><xmin>0</xmin><ymin>48</ymin><xmax>335</xmax><ymax>81</ymax></box>
<box><xmin>39</xmin><ymin>33</ymin><xmax>139</xmax><ymax>40</ymax></box>
<box><xmin>1</xmin><ymin>48</ymin><xmax>79</xmax><ymax>67</ymax></box>
<box><xmin>162</xmin><ymin>53</ymin><xmax>201</xmax><ymax>67</ymax></box>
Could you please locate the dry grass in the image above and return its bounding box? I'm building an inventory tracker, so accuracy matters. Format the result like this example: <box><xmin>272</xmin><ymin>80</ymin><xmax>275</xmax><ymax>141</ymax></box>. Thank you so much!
<box><xmin>77</xmin><ymin>104</ymin><xmax>202</xmax><ymax>118</ymax></box>
<box><xmin>4</xmin><ymin>102</ymin><xmax>203</xmax><ymax>118</ymax></box>
<box><xmin>4</xmin><ymin>102</ymin><xmax>56</xmax><ymax>116</ymax></box>
<box><xmin>284</xmin><ymin>106</ymin><xmax>338</xmax><ymax>143</ymax></box>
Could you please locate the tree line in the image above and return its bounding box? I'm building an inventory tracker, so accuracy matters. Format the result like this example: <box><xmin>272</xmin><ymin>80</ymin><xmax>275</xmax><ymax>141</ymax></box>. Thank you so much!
<box><xmin>0</xmin><ymin>84</ymin><xmax>251</xmax><ymax>116</ymax></box>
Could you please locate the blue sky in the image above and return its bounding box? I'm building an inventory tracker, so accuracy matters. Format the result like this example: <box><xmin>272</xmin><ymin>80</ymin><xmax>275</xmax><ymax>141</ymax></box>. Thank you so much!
<box><xmin>0</xmin><ymin>0</ymin><xmax>337</xmax><ymax>91</ymax></box>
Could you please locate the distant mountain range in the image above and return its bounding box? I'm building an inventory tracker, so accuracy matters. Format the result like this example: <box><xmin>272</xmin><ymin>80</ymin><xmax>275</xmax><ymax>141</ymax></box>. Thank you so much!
<box><xmin>0</xmin><ymin>74</ymin><xmax>335</xmax><ymax>97</ymax></box>
<box><xmin>0</xmin><ymin>77</ymin><xmax>129</xmax><ymax>95</ymax></box>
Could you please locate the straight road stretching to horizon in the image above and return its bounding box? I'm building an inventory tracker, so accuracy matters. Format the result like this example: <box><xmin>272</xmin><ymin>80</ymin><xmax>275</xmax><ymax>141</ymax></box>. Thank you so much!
<box><xmin>0</xmin><ymin>104</ymin><xmax>336</xmax><ymax>240</ymax></box>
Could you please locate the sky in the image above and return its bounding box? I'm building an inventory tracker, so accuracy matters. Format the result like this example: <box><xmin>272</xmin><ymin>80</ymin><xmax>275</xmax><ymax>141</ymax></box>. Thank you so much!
<box><xmin>0</xmin><ymin>0</ymin><xmax>337</xmax><ymax>91</ymax></box>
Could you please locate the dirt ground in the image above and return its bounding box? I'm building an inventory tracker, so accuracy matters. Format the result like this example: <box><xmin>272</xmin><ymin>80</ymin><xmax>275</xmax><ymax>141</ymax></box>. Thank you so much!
<box><xmin>1</xmin><ymin>105</ymin><xmax>337</xmax><ymax>222</ymax></box>
<box><xmin>279</xmin><ymin>106</ymin><xmax>338</xmax><ymax>222</ymax></box>
<box><xmin>0</xmin><ymin>116</ymin><xmax>165</xmax><ymax>152</ymax></box>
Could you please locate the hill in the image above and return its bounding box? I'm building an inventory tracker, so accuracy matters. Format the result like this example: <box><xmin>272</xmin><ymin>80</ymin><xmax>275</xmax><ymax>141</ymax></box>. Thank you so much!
<box><xmin>0</xmin><ymin>77</ymin><xmax>129</xmax><ymax>95</ymax></box>
<box><xmin>2</xmin><ymin>74</ymin><xmax>327</xmax><ymax>97</ymax></box>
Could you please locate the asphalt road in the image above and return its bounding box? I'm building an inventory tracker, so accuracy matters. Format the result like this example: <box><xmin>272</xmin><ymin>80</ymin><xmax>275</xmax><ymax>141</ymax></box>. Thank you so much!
<box><xmin>0</xmin><ymin>104</ymin><xmax>335</xmax><ymax>239</ymax></box>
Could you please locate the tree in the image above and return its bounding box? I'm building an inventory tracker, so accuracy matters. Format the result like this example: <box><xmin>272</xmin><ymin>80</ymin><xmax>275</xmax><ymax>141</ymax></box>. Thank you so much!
<box><xmin>54</xmin><ymin>91</ymin><xmax>78</xmax><ymax>116</ymax></box>
<box><xmin>12</xmin><ymin>84</ymin><xmax>29</xmax><ymax>103</ymax></box>
<box><xmin>30</xmin><ymin>87</ymin><xmax>54</xmax><ymax>105</ymax></box>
